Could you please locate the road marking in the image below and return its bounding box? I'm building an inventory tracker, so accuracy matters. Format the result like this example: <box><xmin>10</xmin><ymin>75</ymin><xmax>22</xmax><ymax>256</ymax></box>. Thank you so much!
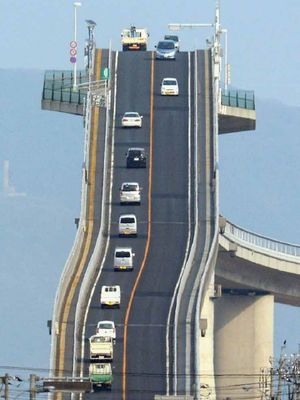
<box><xmin>122</xmin><ymin>52</ymin><xmax>154</xmax><ymax>400</ymax></box>
<box><xmin>55</xmin><ymin>49</ymin><xmax>102</xmax><ymax>383</ymax></box>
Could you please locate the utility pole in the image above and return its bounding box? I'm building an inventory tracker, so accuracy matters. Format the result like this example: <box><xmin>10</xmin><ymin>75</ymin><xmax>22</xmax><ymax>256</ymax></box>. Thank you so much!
<box><xmin>4</xmin><ymin>373</ymin><xmax>9</xmax><ymax>400</ymax></box>
<box><xmin>30</xmin><ymin>374</ymin><xmax>37</xmax><ymax>400</ymax></box>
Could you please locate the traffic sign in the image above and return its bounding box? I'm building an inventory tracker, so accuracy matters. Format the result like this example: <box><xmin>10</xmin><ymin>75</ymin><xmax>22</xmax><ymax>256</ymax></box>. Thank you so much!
<box><xmin>70</xmin><ymin>48</ymin><xmax>77</xmax><ymax>56</ymax></box>
<box><xmin>70</xmin><ymin>56</ymin><xmax>77</xmax><ymax>64</ymax></box>
<box><xmin>101</xmin><ymin>67</ymin><xmax>110</xmax><ymax>80</ymax></box>
<box><xmin>70</xmin><ymin>40</ymin><xmax>77</xmax><ymax>48</ymax></box>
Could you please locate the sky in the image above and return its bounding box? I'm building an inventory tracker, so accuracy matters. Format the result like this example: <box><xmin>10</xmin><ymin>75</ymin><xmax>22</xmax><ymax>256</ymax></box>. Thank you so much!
<box><xmin>1</xmin><ymin>0</ymin><xmax>300</xmax><ymax>378</ymax></box>
<box><xmin>0</xmin><ymin>0</ymin><xmax>299</xmax><ymax>106</ymax></box>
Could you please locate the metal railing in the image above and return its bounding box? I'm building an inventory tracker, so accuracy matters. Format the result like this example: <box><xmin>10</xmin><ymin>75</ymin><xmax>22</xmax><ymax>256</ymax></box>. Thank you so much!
<box><xmin>42</xmin><ymin>70</ymin><xmax>88</xmax><ymax>105</ymax></box>
<box><xmin>221</xmin><ymin>89</ymin><xmax>255</xmax><ymax>110</ymax></box>
<box><xmin>223</xmin><ymin>219</ymin><xmax>300</xmax><ymax>257</ymax></box>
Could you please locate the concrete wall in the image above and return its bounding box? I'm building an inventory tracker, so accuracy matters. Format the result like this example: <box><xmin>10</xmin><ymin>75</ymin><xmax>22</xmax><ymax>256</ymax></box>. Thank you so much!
<box><xmin>214</xmin><ymin>294</ymin><xmax>273</xmax><ymax>399</ymax></box>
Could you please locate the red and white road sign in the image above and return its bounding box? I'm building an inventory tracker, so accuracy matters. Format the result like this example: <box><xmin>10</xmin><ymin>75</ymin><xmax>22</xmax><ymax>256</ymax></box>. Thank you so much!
<box><xmin>70</xmin><ymin>48</ymin><xmax>77</xmax><ymax>56</ymax></box>
<box><xmin>70</xmin><ymin>40</ymin><xmax>77</xmax><ymax>48</ymax></box>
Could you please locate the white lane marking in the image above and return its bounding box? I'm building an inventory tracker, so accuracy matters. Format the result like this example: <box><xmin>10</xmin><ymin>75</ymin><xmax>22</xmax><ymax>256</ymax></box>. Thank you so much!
<box><xmin>79</xmin><ymin>51</ymin><xmax>119</xmax><ymax>378</ymax></box>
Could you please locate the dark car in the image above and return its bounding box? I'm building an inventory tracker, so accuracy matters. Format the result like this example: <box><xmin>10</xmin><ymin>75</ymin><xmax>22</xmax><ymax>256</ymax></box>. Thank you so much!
<box><xmin>126</xmin><ymin>148</ymin><xmax>147</xmax><ymax>168</ymax></box>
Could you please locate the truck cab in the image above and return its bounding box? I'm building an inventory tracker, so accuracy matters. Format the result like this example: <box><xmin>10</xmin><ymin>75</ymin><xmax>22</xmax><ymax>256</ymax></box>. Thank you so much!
<box><xmin>121</xmin><ymin>26</ymin><xmax>149</xmax><ymax>51</ymax></box>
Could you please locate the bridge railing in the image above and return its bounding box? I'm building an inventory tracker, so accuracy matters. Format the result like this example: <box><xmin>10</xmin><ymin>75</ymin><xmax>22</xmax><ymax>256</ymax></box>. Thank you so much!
<box><xmin>42</xmin><ymin>70</ymin><xmax>88</xmax><ymax>105</ymax></box>
<box><xmin>221</xmin><ymin>90</ymin><xmax>255</xmax><ymax>110</ymax></box>
<box><xmin>223</xmin><ymin>218</ymin><xmax>300</xmax><ymax>257</ymax></box>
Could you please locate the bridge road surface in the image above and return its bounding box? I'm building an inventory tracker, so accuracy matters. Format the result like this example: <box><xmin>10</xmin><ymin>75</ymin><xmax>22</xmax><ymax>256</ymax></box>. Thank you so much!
<box><xmin>83</xmin><ymin>50</ymin><xmax>192</xmax><ymax>400</ymax></box>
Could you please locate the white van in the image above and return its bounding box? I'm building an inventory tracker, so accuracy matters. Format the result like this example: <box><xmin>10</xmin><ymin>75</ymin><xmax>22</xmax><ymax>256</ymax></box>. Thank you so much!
<box><xmin>114</xmin><ymin>247</ymin><xmax>135</xmax><ymax>271</ymax></box>
<box><xmin>100</xmin><ymin>285</ymin><xmax>121</xmax><ymax>308</ymax></box>
<box><xmin>119</xmin><ymin>214</ymin><xmax>137</xmax><ymax>237</ymax></box>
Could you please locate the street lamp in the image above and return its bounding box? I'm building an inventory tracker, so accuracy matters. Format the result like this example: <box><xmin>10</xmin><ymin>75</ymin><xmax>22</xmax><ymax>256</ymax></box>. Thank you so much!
<box><xmin>85</xmin><ymin>19</ymin><xmax>96</xmax><ymax>71</ymax></box>
<box><xmin>73</xmin><ymin>1</ymin><xmax>81</xmax><ymax>90</ymax></box>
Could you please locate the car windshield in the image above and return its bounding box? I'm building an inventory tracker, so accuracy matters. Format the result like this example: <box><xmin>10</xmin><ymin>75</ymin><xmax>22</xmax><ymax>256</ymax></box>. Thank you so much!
<box><xmin>99</xmin><ymin>323</ymin><xmax>113</xmax><ymax>329</ymax></box>
<box><xmin>164</xmin><ymin>35</ymin><xmax>178</xmax><ymax>42</ymax></box>
<box><xmin>124</xmin><ymin>113</ymin><xmax>139</xmax><ymax>118</ymax></box>
<box><xmin>121</xmin><ymin>217</ymin><xmax>135</xmax><ymax>224</ymax></box>
<box><xmin>163</xmin><ymin>80</ymin><xmax>177</xmax><ymax>86</ymax></box>
<box><xmin>158</xmin><ymin>41</ymin><xmax>175</xmax><ymax>50</ymax></box>
<box><xmin>116</xmin><ymin>251</ymin><xmax>131</xmax><ymax>258</ymax></box>
<box><xmin>122</xmin><ymin>184</ymin><xmax>138</xmax><ymax>192</ymax></box>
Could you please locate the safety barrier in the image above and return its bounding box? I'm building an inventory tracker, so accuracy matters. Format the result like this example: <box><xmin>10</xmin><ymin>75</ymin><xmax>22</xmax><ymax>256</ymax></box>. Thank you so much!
<box><xmin>223</xmin><ymin>219</ymin><xmax>300</xmax><ymax>257</ymax></box>
<box><xmin>221</xmin><ymin>89</ymin><xmax>255</xmax><ymax>110</ymax></box>
<box><xmin>42</xmin><ymin>70</ymin><xmax>88</xmax><ymax>105</ymax></box>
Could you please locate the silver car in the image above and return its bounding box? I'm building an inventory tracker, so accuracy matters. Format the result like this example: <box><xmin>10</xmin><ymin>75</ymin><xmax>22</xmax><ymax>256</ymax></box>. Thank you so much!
<box><xmin>155</xmin><ymin>40</ymin><xmax>176</xmax><ymax>60</ymax></box>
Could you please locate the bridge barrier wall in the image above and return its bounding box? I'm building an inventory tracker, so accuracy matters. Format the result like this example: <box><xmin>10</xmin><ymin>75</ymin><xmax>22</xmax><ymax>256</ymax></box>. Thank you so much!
<box><xmin>221</xmin><ymin>217</ymin><xmax>300</xmax><ymax>260</ymax></box>
<box><xmin>49</xmin><ymin>93</ymin><xmax>92</xmax><ymax>376</ymax></box>
<box><xmin>72</xmin><ymin>47</ymin><xmax>114</xmax><ymax>378</ymax></box>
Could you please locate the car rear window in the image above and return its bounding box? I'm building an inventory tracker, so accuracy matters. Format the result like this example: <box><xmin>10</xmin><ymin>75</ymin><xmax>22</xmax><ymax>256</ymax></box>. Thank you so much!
<box><xmin>120</xmin><ymin>217</ymin><xmax>135</xmax><ymax>224</ymax></box>
<box><xmin>163</xmin><ymin>79</ymin><xmax>177</xmax><ymax>85</ymax></box>
<box><xmin>115</xmin><ymin>251</ymin><xmax>131</xmax><ymax>258</ymax></box>
<box><xmin>99</xmin><ymin>323</ymin><xmax>113</xmax><ymax>329</ymax></box>
<box><xmin>128</xmin><ymin>150</ymin><xmax>142</xmax><ymax>157</ymax></box>
<box><xmin>122</xmin><ymin>184</ymin><xmax>138</xmax><ymax>191</ymax></box>
<box><xmin>124</xmin><ymin>113</ymin><xmax>139</xmax><ymax>118</ymax></box>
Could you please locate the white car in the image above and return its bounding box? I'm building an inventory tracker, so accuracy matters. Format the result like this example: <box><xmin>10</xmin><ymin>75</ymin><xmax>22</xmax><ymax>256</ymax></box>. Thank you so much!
<box><xmin>100</xmin><ymin>285</ymin><xmax>121</xmax><ymax>308</ymax></box>
<box><xmin>96</xmin><ymin>321</ymin><xmax>116</xmax><ymax>341</ymax></box>
<box><xmin>114</xmin><ymin>247</ymin><xmax>135</xmax><ymax>271</ymax></box>
<box><xmin>119</xmin><ymin>214</ymin><xmax>137</xmax><ymax>236</ymax></box>
<box><xmin>120</xmin><ymin>182</ymin><xmax>141</xmax><ymax>205</ymax></box>
<box><xmin>161</xmin><ymin>77</ymin><xmax>179</xmax><ymax>96</ymax></box>
<box><xmin>121</xmin><ymin>112</ymin><xmax>143</xmax><ymax>128</ymax></box>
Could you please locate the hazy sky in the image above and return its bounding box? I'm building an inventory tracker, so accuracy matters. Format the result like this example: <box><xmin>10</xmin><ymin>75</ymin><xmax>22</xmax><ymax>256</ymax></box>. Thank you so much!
<box><xmin>0</xmin><ymin>0</ymin><xmax>299</xmax><ymax>106</ymax></box>
<box><xmin>1</xmin><ymin>0</ymin><xmax>300</xmax><ymax>375</ymax></box>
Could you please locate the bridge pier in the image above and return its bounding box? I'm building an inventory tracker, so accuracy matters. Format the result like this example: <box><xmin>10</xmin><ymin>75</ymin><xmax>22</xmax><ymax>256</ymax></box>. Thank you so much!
<box><xmin>214</xmin><ymin>294</ymin><xmax>274</xmax><ymax>399</ymax></box>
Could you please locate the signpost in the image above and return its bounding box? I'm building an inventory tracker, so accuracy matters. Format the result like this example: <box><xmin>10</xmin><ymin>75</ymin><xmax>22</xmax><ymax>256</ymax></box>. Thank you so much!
<box><xmin>70</xmin><ymin>40</ymin><xmax>77</xmax><ymax>64</ymax></box>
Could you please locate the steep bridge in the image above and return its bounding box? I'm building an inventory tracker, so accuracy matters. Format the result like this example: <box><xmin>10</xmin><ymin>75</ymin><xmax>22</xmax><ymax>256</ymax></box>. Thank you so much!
<box><xmin>40</xmin><ymin>7</ymin><xmax>298</xmax><ymax>400</ymax></box>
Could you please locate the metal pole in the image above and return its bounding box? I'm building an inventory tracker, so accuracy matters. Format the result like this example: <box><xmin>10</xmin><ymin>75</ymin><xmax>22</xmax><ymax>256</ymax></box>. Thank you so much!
<box><xmin>4</xmin><ymin>374</ymin><xmax>9</xmax><ymax>400</ymax></box>
<box><xmin>73</xmin><ymin>2</ymin><xmax>81</xmax><ymax>90</ymax></box>
<box><xmin>29</xmin><ymin>374</ymin><xmax>37</xmax><ymax>400</ymax></box>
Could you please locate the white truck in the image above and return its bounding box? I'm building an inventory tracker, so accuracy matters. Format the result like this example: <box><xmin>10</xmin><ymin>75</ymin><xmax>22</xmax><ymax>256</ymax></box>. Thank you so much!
<box><xmin>121</xmin><ymin>26</ymin><xmax>149</xmax><ymax>51</ymax></box>
<box><xmin>89</xmin><ymin>335</ymin><xmax>113</xmax><ymax>361</ymax></box>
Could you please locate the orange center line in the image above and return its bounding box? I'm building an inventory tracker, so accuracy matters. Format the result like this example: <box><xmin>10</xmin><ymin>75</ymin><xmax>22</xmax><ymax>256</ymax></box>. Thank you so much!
<box><xmin>122</xmin><ymin>52</ymin><xmax>155</xmax><ymax>400</ymax></box>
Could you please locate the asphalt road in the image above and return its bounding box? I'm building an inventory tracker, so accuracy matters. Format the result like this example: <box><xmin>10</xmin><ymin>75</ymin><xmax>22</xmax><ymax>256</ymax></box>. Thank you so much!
<box><xmin>83</xmin><ymin>50</ymin><xmax>192</xmax><ymax>400</ymax></box>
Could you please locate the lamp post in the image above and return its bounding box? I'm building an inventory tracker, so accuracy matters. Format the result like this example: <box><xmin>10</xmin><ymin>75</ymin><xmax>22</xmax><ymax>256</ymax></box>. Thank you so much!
<box><xmin>85</xmin><ymin>19</ymin><xmax>96</xmax><ymax>72</ymax></box>
<box><xmin>73</xmin><ymin>2</ymin><xmax>81</xmax><ymax>90</ymax></box>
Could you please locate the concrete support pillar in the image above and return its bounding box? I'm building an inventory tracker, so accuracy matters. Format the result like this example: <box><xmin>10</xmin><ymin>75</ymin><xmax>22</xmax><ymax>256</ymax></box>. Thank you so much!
<box><xmin>199</xmin><ymin>277</ymin><xmax>217</xmax><ymax>400</ymax></box>
<box><xmin>214</xmin><ymin>294</ymin><xmax>274</xmax><ymax>400</ymax></box>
